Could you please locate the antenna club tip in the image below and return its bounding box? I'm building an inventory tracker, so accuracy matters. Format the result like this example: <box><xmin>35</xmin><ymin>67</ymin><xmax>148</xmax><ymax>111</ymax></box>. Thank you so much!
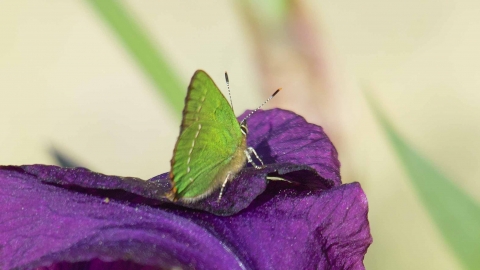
<box><xmin>272</xmin><ymin>88</ymin><xmax>282</xmax><ymax>97</ymax></box>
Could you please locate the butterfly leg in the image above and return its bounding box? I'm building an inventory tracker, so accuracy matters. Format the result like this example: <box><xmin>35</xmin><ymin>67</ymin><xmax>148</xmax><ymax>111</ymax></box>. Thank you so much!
<box><xmin>244</xmin><ymin>147</ymin><xmax>265</xmax><ymax>169</ymax></box>
<box><xmin>266</xmin><ymin>176</ymin><xmax>293</xmax><ymax>182</ymax></box>
<box><xmin>217</xmin><ymin>172</ymin><xmax>231</xmax><ymax>202</ymax></box>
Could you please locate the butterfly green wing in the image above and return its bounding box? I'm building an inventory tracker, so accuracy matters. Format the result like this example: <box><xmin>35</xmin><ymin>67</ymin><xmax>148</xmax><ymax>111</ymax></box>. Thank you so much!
<box><xmin>169</xmin><ymin>70</ymin><xmax>247</xmax><ymax>201</ymax></box>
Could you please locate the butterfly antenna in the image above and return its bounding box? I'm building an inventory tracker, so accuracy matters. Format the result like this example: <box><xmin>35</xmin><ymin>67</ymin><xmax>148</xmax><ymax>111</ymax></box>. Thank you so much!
<box><xmin>241</xmin><ymin>88</ymin><xmax>282</xmax><ymax>124</ymax></box>
<box><xmin>225</xmin><ymin>71</ymin><xmax>234</xmax><ymax>113</ymax></box>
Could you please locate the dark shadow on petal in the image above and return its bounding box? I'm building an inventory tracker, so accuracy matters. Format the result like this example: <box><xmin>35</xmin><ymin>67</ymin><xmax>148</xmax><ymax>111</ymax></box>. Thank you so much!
<box><xmin>18</xmin><ymin>165</ymin><xmax>171</xmax><ymax>202</ymax></box>
<box><xmin>38</xmin><ymin>259</ymin><xmax>160</xmax><ymax>270</ymax></box>
<box><xmin>250</xmin><ymin>139</ymin><xmax>274</xmax><ymax>165</ymax></box>
<box><xmin>172</xmin><ymin>162</ymin><xmax>331</xmax><ymax>216</ymax></box>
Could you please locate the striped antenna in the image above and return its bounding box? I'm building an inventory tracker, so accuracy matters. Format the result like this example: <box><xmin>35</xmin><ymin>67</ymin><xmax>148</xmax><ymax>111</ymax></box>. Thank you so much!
<box><xmin>241</xmin><ymin>88</ymin><xmax>282</xmax><ymax>124</ymax></box>
<box><xmin>225</xmin><ymin>71</ymin><xmax>234</xmax><ymax>112</ymax></box>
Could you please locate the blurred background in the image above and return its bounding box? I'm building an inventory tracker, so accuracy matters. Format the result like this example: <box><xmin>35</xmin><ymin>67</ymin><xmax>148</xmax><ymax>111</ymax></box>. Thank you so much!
<box><xmin>1</xmin><ymin>1</ymin><xmax>480</xmax><ymax>269</ymax></box>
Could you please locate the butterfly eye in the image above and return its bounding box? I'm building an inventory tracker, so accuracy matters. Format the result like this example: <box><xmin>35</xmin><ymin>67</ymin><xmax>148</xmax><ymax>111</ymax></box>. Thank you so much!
<box><xmin>240</xmin><ymin>124</ymin><xmax>248</xmax><ymax>135</ymax></box>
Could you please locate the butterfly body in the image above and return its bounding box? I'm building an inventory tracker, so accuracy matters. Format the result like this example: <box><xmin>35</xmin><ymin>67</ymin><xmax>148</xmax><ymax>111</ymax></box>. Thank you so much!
<box><xmin>168</xmin><ymin>70</ymin><xmax>248</xmax><ymax>202</ymax></box>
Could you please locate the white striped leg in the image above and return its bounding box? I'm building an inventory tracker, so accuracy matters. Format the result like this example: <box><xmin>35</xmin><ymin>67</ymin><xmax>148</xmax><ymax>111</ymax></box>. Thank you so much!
<box><xmin>217</xmin><ymin>172</ymin><xmax>231</xmax><ymax>202</ymax></box>
<box><xmin>244</xmin><ymin>147</ymin><xmax>265</xmax><ymax>169</ymax></box>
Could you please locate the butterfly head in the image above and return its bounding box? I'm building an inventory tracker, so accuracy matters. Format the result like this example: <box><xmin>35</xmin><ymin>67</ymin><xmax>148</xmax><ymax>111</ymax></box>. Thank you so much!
<box><xmin>240</xmin><ymin>121</ymin><xmax>248</xmax><ymax>136</ymax></box>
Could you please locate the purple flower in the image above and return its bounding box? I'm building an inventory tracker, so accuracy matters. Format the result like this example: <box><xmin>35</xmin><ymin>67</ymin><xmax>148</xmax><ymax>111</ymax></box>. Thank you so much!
<box><xmin>0</xmin><ymin>109</ymin><xmax>372</xmax><ymax>270</ymax></box>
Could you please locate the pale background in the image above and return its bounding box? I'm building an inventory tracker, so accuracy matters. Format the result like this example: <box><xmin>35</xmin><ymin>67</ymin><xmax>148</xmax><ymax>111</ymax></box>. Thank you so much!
<box><xmin>2</xmin><ymin>1</ymin><xmax>480</xmax><ymax>269</ymax></box>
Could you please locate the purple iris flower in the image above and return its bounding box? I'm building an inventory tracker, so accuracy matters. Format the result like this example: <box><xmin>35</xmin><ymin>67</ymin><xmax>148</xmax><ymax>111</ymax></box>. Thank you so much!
<box><xmin>0</xmin><ymin>109</ymin><xmax>372</xmax><ymax>269</ymax></box>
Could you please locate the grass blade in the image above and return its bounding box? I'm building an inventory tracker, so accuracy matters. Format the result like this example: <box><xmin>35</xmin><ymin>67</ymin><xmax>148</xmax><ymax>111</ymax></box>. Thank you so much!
<box><xmin>86</xmin><ymin>0</ymin><xmax>184</xmax><ymax>114</ymax></box>
<box><xmin>50</xmin><ymin>146</ymin><xmax>85</xmax><ymax>168</ymax></box>
<box><xmin>368</xmin><ymin>94</ymin><xmax>480</xmax><ymax>269</ymax></box>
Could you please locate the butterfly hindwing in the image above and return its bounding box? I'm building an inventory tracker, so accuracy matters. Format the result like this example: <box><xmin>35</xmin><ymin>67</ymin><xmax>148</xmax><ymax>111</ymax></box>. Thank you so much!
<box><xmin>170</xmin><ymin>70</ymin><xmax>246</xmax><ymax>201</ymax></box>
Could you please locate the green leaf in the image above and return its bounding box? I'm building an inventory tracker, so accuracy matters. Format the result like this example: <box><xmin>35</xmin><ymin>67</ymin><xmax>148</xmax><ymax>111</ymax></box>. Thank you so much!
<box><xmin>86</xmin><ymin>0</ymin><xmax>184</xmax><ymax>114</ymax></box>
<box><xmin>367</xmin><ymin>94</ymin><xmax>480</xmax><ymax>269</ymax></box>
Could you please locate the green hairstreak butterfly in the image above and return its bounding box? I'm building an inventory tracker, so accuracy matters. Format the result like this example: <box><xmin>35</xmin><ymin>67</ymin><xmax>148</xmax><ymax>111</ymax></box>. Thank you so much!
<box><xmin>167</xmin><ymin>70</ymin><xmax>280</xmax><ymax>202</ymax></box>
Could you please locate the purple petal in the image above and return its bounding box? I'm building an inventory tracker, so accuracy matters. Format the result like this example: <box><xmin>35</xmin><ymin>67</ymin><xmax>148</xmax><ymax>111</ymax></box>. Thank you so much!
<box><xmin>0</xmin><ymin>108</ymin><xmax>367</xmax><ymax>269</ymax></box>
<box><xmin>240</xmin><ymin>108</ymin><xmax>341</xmax><ymax>186</ymax></box>
<box><xmin>0</xmin><ymin>165</ymin><xmax>371</xmax><ymax>270</ymax></box>
<box><xmin>184</xmin><ymin>181</ymin><xmax>372</xmax><ymax>269</ymax></box>
<box><xmin>0</xmin><ymin>166</ymin><xmax>245</xmax><ymax>269</ymax></box>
